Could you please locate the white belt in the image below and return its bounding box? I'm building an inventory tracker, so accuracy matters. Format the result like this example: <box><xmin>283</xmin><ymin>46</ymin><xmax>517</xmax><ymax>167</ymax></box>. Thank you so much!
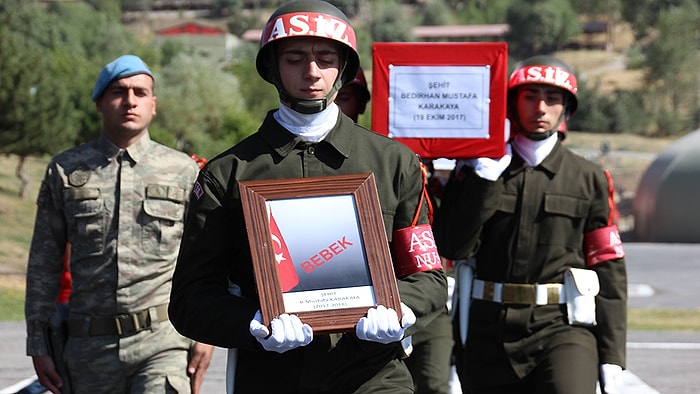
<box><xmin>472</xmin><ymin>279</ymin><xmax>564</xmax><ymax>305</ymax></box>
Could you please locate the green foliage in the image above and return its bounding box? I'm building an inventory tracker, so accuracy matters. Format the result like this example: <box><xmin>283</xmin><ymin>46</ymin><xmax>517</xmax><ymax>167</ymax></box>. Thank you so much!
<box><xmin>0</xmin><ymin>154</ymin><xmax>45</xmax><ymax>266</ymax></box>
<box><xmin>160</xmin><ymin>40</ymin><xmax>186</xmax><ymax>66</ymax></box>
<box><xmin>570</xmin><ymin>0</ymin><xmax>621</xmax><ymax>16</ymax></box>
<box><xmin>626</xmin><ymin>46</ymin><xmax>646</xmax><ymax>70</ymax></box>
<box><xmin>455</xmin><ymin>0</ymin><xmax>511</xmax><ymax>24</ymax></box>
<box><xmin>506</xmin><ymin>0</ymin><xmax>581</xmax><ymax>56</ymax></box>
<box><xmin>637</xmin><ymin>1</ymin><xmax>700</xmax><ymax>135</ymax></box>
<box><xmin>0</xmin><ymin>287</ymin><xmax>25</xmax><ymax>321</ymax></box>
<box><xmin>226</xmin><ymin>8</ymin><xmax>261</xmax><ymax>36</ymax></box>
<box><xmin>653</xmin><ymin>109</ymin><xmax>691</xmax><ymax>137</ymax></box>
<box><xmin>569</xmin><ymin>79</ymin><xmax>652</xmax><ymax>134</ymax></box>
<box><xmin>212</xmin><ymin>0</ymin><xmax>244</xmax><ymax>17</ymax></box>
<box><xmin>0</xmin><ymin>4</ymin><xmax>79</xmax><ymax>157</ymax></box>
<box><xmin>620</xmin><ymin>0</ymin><xmax>693</xmax><ymax>40</ymax></box>
<box><xmin>228</xmin><ymin>56</ymin><xmax>279</xmax><ymax>121</ymax></box>
<box><xmin>645</xmin><ymin>2</ymin><xmax>700</xmax><ymax>118</ymax></box>
<box><xmin>332</xmin><ymin>0</ymin><xmax>364</xmax><ymax>18</ymax></box>
<box><xmin>155</xmin><ymin>53</ymin><xmax>245</xmax><ymax>153</ymax></box>
<box><xmin>0</xmin><ymin>1</ymin><xmax>163</xmax><ymax>157</ymax></box>
<box><xmin>420</xmin><ymin>0</ymin><xmax>452</xmax><ymax>26</ymax></box>
<box><xmin>370</xmin><ymin>0</ymin><xmax>415</xmax><ymax>42</ymax></box>
<box><xmin>608</xmin><ymin>91</ymin><xmax>653</xmax><ymax>134</ymax></box>
<box><xmin>568</xmin><ymin>79</ymin><xmax>613</xmax><ymax>133</ymax></box>
<box><xmin>2</xmin><ymin>0</ymin><xmax>699</xmax><ymax>162</ymax></box>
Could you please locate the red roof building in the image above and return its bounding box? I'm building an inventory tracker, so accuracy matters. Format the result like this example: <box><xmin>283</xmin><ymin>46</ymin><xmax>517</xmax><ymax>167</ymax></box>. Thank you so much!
<box><xmin>156</xmin><ymin>22</ymin><xmax>238</xmax><ymax>62</ymax></box>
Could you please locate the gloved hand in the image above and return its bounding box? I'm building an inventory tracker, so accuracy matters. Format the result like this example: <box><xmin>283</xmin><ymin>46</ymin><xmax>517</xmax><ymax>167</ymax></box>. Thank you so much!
<box><xmin>456</xmin><ymin>144</ymin><xmax>512</xmax><ymax>181</ymax></box>
<box><xmin>249</xmin><ymin>310</ymin><xmax>313</xmax><ymax>353</ymax></box>
<box><xmin>599</xmin><ymin>363</ymin><xmax>623</xmax><ymax>394</ymax></box>
<box><xmin>356</xmin><ymin>303</ymin><xmax>416</xmax><ymax>344</ymax></box>
<box><xmin>446</xmin><ymin>275</ymin><xmax>455</xmax><ymax>313</ymax></box>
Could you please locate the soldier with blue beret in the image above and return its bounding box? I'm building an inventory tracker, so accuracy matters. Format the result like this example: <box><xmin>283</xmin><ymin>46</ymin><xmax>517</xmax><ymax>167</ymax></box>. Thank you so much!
<box><xmin>25</xmin><ymin>54</ymin><xmax>213</xmax><ymax>394</ymax></box>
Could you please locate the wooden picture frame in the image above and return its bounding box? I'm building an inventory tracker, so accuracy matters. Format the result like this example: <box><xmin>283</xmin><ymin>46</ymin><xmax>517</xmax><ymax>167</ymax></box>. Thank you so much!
<box><xmin>238</xmin><ymin>173</ymin><xmax>402</xmax><ymax>334</ymax></box>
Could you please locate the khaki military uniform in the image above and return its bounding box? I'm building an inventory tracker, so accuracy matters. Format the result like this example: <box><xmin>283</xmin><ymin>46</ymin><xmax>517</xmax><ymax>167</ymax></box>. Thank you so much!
<box><xmin>433</xmin><ymin>142</ymin><xmax>627</xmax><ymax>393</ymax></box>
<box><xmin>170</xmin><ymin>111</ymin><xmax>447</xmax><ymax>393</ymax></box>
<box><xmin>25</xmin><ymin>134</ymin><xmax>199</xmax><ymax>393</ymax></box>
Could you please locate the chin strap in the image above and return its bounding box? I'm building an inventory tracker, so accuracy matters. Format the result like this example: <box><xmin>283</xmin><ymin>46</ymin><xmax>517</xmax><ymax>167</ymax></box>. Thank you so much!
<box><xmin>524</xmin><ymin>129</ymin><xmax>555</xmax><ymax>140</ymax></box>
<box><xmin>279</xmin><ymin>78</ymin><xmax>343</xmax><ymax>114</ymax></box>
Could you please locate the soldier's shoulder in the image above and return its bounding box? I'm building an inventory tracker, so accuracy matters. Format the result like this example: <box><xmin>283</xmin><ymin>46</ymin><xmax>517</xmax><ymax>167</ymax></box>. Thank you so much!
<box><xmin>354</xmin><ymin>125</ymin><xmax>415</xmax><ymax>155</ymax></box>
<box><xmin>50</xmin><ymin>141</ymin><xmax>101</xmax><ymax>168</ymax></box>
<box><xmin>150</xmin><ymin>142</ymin><xmax>199</xmax><ymax>167</ymax></box>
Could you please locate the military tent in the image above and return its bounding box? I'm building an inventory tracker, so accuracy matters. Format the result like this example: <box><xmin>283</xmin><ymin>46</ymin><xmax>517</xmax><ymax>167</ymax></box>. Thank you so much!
<box><xmin>633</xmin><ymin>129</ymin><xmax>700</xmax><ymax>242</ymax></box>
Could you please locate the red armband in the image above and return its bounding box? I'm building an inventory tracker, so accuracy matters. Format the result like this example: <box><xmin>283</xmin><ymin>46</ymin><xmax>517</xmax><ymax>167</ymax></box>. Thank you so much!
<box><xmin>391</xmin><ymin>164</ymin><xmax>443</xmax><ymax>277</ymax></box>
<box><xmin>584</xmin><ymin>225</ymin><xmax>625</xmax><ymax>267</ymax></box>
<box><xmin>392</xmin><ymin>224</ymin><xmax>443</xmax><ymax>277</ymax></box>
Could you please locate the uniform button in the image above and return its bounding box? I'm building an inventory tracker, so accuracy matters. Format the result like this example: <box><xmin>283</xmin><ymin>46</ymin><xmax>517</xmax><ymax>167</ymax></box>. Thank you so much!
<box><xmin>307</xmin><ymin>146</ymin><xmax>315</xmax><ymax>155</ymax></box>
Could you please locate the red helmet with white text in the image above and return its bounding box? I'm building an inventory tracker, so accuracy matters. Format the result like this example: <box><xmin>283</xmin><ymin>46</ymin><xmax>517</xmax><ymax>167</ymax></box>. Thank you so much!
<box><xmin>256</xmin><ymin>0</ymin><xmax>360</xmax><ymax>114</ymax></box>
<box><xmin>508</xmin><ymin>55</ymin><xmax>578</xmax><ymax>138</ymax></box>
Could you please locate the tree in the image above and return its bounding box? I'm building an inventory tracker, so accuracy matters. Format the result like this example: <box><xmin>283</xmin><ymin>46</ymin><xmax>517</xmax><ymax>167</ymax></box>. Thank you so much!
<box><xmin>644</xmin><ymin>0</ymin><xmax>700</xmax><ymax>135</ymax></box>
<box><xmin>0</xmin><ymin>1</ymin><xmax>157</xmax><ymax>197</ymax></box>
<box><xmin>0</xmin><ymin>3</ymin><xmax>80</xmax><ymax>197</ymax></box>
<box><xmin>420</xmin><ymin>0</ymin><xmax>452</xmax><ymax>26</ymax></box>
<box><xmin>506</xmin><ymin>0</ymin><xmax>581</xmax><ymax>57</ymax></box>
<box><xmin>370</xmin><ymin>0</ymin><xmax>415</xmax><ymax>42</ymax></box>
<box><xmin>456</xmin><ymin>0</ymin><xmax>511</xmax><ymax>24</ymax></box>
<box><xmin>155</xmin><ymin>53</ymin><xmax>245</xmax><ymax>156</ymax></box>
<box><xmin>228</xmin><ymin>55</ymin><xmax>279</xmax><ymax>122</ymax></box>
<box><xmin>570</xmin><ymin>0</ymin><xmax>621</xmax><ymax>17</ymax></box>
<box><xmin>620</xmin><ymin>0</ymin><xmax>691</xmax><ymax>41</ymax></box>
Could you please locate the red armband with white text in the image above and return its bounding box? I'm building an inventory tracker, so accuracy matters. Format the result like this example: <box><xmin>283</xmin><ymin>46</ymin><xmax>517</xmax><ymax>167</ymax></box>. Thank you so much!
<box><xmin>391</xmin><ymin>163</ymin><xmax>443</xmax><ymax>277</ymax></box>
<box><xmin>584</xmin><ymin>170</ymin><xmax>625</xmax><ymax>267</ymax></box>
<box><xmin>584</xmin><ymin>225</ymin><xmax>625</xmax><ymax>266</ymax></box>
<box><xmin>392</xmin><ymin>224</ymin><xmax>443</xmax><ymax>277</ymax></box>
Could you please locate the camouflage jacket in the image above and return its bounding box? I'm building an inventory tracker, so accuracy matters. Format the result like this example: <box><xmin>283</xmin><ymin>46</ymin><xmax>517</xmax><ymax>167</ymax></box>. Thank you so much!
<box><xmin>25</xmin><ymin>133</ymin><xmax>199</xmax><ymax>356</ymax></box>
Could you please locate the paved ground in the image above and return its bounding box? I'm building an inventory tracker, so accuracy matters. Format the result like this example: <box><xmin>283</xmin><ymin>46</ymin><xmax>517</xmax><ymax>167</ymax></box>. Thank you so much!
<box><xmin>3</xmin><ymin>243</ymin><xmax>699</xmax><ymax>393</ymax></box>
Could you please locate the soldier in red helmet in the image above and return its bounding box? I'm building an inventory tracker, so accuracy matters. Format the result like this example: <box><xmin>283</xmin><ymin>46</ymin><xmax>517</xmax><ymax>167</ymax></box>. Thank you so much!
<box><xmin>434</xmin><ymin>55</ymin><xmax>627</xmax><ymax>394</ymax></box>
<box><xmin>335</xmin><ymin>68</ymin><xmax>371</xmax><ymax>123</ymax></box>
<box><xmin>169</xmin><ymin>1</ymin><xmax>447</xmax><ymax>392</ymax></box>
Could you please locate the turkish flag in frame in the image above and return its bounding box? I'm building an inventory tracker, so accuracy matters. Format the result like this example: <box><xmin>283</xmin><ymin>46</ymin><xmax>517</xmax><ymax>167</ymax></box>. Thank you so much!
<box><xmin>371</xmin><ymin>42</ymin><xmax>508</xmax><ymax>160</ymax></box>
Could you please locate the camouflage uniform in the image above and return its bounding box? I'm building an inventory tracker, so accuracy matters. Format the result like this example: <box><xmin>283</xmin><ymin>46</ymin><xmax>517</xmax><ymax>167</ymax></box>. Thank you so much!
<box><xmin>25</xmin><ymin>133</ymin><xmax>200</xmax><ymax>393</ymax></box>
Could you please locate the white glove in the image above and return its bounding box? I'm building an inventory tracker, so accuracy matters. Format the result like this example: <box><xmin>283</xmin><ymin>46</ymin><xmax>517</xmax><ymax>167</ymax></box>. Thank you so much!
<box><xmin>457</xmin><ymin>144</ymin><xmax>512</xmax><ymax>181</ymax></box>
<box><xmin>249</xmin><ymin>310</ymin><xmax>313</xmax><ymax>353</ymax></box>
<box><xmin>599</xmin><ymin>363</ymin><xmax>623</xmax><ymax>394</ymax></box>
<box><xmin>356</xmin><ymin>303</ymin><xmax>416</xmax><ymax>344</ymax></box>
<box><xmin>446</xmin><ymin>275</ymin><xmax>455</xmax><ymax>313</ymax></box>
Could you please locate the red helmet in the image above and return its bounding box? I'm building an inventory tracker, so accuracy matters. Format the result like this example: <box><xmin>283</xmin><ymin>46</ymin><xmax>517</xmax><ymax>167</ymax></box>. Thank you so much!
<box><xmin>345</xmin><ymin>67</ymin><xmax>370</xmax><ymax>103</ymax></box>
<box><xmin>507</xmin><ymin>55</ymin><xmax>577</xmax><ymax>138</ymax></box>
<box><xmin>255</xmin><ymin>0</ymin><xmax>360</xmax><ymax>113</ymax></box>
<box><xmin>508</xmin><ymin>55</ymin><xmax>578</xmax><ymax>116</ymax></box>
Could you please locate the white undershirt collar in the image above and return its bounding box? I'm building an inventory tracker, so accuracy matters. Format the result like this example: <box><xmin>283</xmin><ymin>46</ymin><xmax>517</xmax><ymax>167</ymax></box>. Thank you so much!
<box><xmin>274</xmin><ymin>102</ymin><xmax>339</xmax><ymax>142</ymax></box>
<box><xmin>512</xmin><ymin>132</ymin><xmax>558</xmax><ymax>167</ymax></box>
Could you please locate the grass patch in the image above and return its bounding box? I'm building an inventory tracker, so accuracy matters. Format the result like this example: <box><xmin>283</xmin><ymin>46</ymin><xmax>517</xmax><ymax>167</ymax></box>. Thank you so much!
<box><xmin>628</xmin><ymin>308</ymin><xmax>700</xmax><ymax>332</ymax></box>
<box><xmin>0</xmin><ymin>286</ymin><xmax>26</xmax><ymax>321</ymax></box>
<box><xmin>0</xmin><ymin>154</ymin><xmax>47</xmax><ymax>274</ymax></box>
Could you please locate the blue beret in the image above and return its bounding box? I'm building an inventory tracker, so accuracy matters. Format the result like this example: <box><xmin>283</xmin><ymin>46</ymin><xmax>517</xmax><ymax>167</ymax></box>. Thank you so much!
<box><xmin>91</xmin><ymin>55</ymin><xmax>153</xmax><ymax>102</ymax></box>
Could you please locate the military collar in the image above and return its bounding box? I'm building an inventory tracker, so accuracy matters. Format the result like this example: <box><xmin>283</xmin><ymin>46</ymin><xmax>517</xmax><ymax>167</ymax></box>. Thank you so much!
<box><xmin>260</xmin><ymin>109</ymin><xmax>350</xmax><ymax>159</ymax></box>
<box><xmin>98</xmin><ymin>132</ymin><xmax>152</xmax><ymax>164</ymax></box>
